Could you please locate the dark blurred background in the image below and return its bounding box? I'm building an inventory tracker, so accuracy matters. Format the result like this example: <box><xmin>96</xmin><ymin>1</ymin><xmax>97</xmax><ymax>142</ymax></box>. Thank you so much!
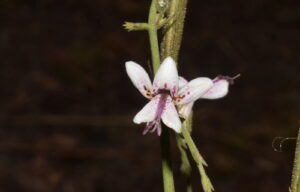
<box><xmin>0</xmin><ymin>0</ymin><xmax>299</xmax><ymax>191</ymax></box>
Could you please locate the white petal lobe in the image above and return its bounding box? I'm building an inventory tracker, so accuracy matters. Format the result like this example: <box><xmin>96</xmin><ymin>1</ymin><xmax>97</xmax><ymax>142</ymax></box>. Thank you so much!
<box><xmin>125</xmin><ymin>61</ymin><xmax>153</xmax><ymax>99</ymax></box>
<box><xmin>153</xmin><ymin>57</ymin><xmax>178</xmax><ymax>94</ymax></box>
<box><xmin>176</xmin><ymin>77</ymin><xmax>213</xmax><ymax>105</ymax></box>
<box><xmin>161</xmin><ymin>96</ymin><xmax>181</xmax><ymax>133</ymax></box>
<box><xmin>178</xmin><ymin>76</ymin><xmax>188</xmax><ymax>89</ymax></box>
<box><xmin>133</xmin><ymin>95</ymin><xmax>160</xmax><ymax>124</ymax></box>
<box><xmin>201</xmin><ymin>79</ymin><xmax>229</xmax><ymax>99</ymax></box>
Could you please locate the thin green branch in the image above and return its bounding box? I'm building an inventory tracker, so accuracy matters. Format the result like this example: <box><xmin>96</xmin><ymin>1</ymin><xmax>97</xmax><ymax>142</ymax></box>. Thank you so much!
<box><xmin>148</xmin><ymin>0</ymin><xmax>161</xmax><ymax>73</ymax></box>
<box><xmin>290</xmin><ymin>123</ymin><xmax>300</xmax><ymax>192</ymax></box>
<box><xmin>176</xmin><ymin>113</ymin><xmax>193</xmax><ymax>192</ymax></box>
<box><xmin>181</xmin><ymin>123</ymin><xmax>214</xmax><ymax>192</ymax></box>
<box><xmin>176</xmin><ymin>134</ymin><xmax>192</xmax><ymax>176</ymax></box>
<box><xmin>123</xmin><ymin>22</ymin><xmax>149</xmax><ymax>31</ymax></box>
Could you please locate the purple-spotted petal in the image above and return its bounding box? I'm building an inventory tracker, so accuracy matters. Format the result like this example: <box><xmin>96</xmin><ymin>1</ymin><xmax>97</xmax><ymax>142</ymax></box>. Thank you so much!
<box><xmin>201</xmin><ymin>78</ymin><xmax>229</xmax><ymax>99</ymax></box>
<box><xmin>126</xmin><ymin>61</ymin><xmax>153</xmax><ymax>99</ymax></box>
<box><xmin>161</xmin><ymin>96</ymin><xmax>181</xmax><ymax>133</ymax></box>
<box><xmin>178</xmin><ymin>102</ymin><xmax>194</xmax><ymax>119</ymax></box>
<box><xmin>178</xmin><ymin>76</ymin><xmax>188</xmax><ymax>89</ymax></box>
<box><xmin>133</xmin><ymin>95</ymin><xmax>160</xmax><ymax>124</ymax></box>
<box><xmin>176</xmin><ymin>77</ymin><xmax>213</xmax><ymax>105</ymax></box>
<box><xmin>153</xmin><ymin>57</ymin><xmax>178</xmax><ymax>95</ymax></box>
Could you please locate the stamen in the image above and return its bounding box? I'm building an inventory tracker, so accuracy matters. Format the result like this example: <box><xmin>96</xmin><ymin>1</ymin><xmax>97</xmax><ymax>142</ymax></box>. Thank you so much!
<box><xmin>214</xmin><ymin>74</ymin><xmax>241</xmax><ymax>85</ymax></box>
<box><xmin>232</xmin><ymin>73</ymin><xmax>241</xmax><ymax>80</ymax></box>
<box><xmin>143</xmin><ymin>120</ymin><xmax>161</xmax><ymax>136</ymax></box>
<box><xmin>149</xmin><ymin>125</ymin><xmax>157</xmax><ymax>133</ymax></box>
<box><xmin>143</xmin><ymin>121</ymin><xmax>155</xmax><ymax>135</ymax></box>
<box><xmin>156</xmin><ymin>123</ymin><xmax>162</xmax><ymax>136</ymax></box>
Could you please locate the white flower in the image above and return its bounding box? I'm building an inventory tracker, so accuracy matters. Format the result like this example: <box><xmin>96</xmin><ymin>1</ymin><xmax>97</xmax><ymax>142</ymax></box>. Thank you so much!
<box><xmin>126</xmin><ymin>57</ymin><xmax>213</xmax><ymax>135</ymax></box>
<box><xmin>178</xmin><ymin>75</ymin><xmax>235</xmax><ymax>119</ymax></box>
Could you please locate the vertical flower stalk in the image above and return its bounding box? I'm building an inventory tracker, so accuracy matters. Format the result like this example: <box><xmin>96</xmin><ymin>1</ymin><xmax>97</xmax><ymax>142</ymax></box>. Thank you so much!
<box><xmin>160</xmin><ymin>0</ymin><xmax>188</xmax><ymax>191</ymax></box>
<box><xmin>123</xmin><ymin>0</ymin><xmax>177</xmax><ymax>189</ymax></box>
<box><xmin>149</xmin><ymin>0</ymin><xmax>175</xmax><ymax>191</ymax></box>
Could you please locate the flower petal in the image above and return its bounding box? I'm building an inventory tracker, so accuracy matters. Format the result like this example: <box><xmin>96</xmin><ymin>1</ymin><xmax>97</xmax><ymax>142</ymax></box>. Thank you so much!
<box><xmin>125</xmin><ymin>61</ymin><xmax>153</xmax><ymax>99</ymax></box>
<box><xmin>175</xmin><ymin>77</ymin><xmax>213</xmax><ymax>105</ymax></box>
<box><xmin>201</xmin><ymin>78</ymin><xmax>229</xmax><ymax>99</ymax></box>
<box><xmin>178</xmin><ymin>102</ymin><xmax>194</xmax><ymax>119</ymax></box>
<box><xmin>153</xmin><ymin>57</ymin><xmax>178</xmax><ymax>95</ymax></box>
<box><xmin>178</xmin><ymin>76</ymin><xmax>188</xmax><ymax>89</ymax></box>
<box><xmin>133</xmin><ymin>95</ymin><xmax>160</xmax><ymax>124</ymax></box>
<box><xmin>161</xmin><ymin>96</ymin><xmax>181</xmax><ymax>133</ymax></box>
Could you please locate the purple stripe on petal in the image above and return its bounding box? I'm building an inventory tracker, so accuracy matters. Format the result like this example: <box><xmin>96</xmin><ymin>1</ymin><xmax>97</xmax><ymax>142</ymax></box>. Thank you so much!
<box><xmin>155</xmin><ymin>93</ymin><xmax>168</xmax><ymax>121</ymax></box>
<box><xmin>142</xmin><ymin>93</ymin><xmax>168</xmax><ymax>136</ymax></box>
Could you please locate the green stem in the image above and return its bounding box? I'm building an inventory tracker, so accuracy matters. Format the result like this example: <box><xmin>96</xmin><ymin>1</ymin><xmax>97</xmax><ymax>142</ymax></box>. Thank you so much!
<box><xmin>148</xmin><ymin>1</ymin><xmax>175</xmax><ymax>192</ymax></box>
<box><xmin>176</xmin><ymin>114</ymin><xmax>193</xmax><ymax>192</ymax></box>
<box><xmin>181</xmin><ymin>125</ymin><xmax>214</xmax><ymax>192</ymax></box>
<box><xmin>148</xmin><ymin>0</ymin><xmax>161</xmax><ymax>73</ymax></box>
<box><xmin>160</xmin><ymin>128</ymin><xmax>176</xmax><ymax>192</ymax></box>
<box><xmin>181</xmin><ymin>120</ymin><xmax>207</xmax><ymax>167</ymax></box>
<box><xmin>290</xmin><ymin>124</ymin><xmax>300</xmax><ymax>192</ymax></box>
